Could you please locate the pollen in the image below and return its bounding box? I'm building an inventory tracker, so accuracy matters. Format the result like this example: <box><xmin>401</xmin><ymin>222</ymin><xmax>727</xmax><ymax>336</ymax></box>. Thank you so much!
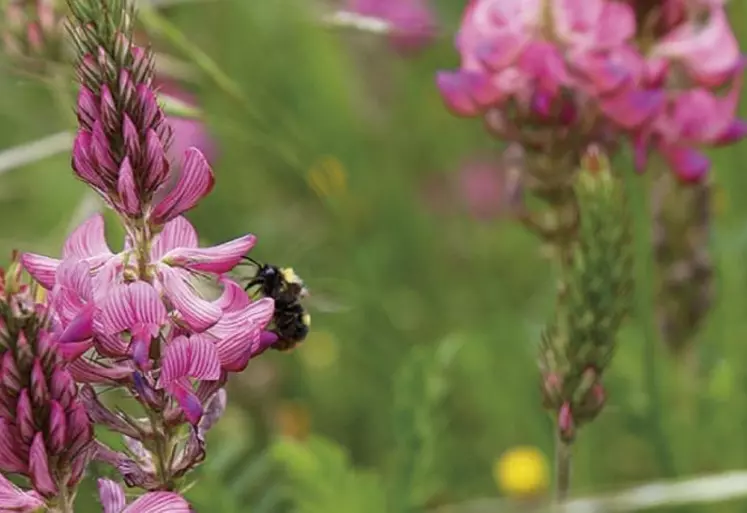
<box><xmin>493</xmin><ymin>446</ymin><xmax>549</xmax><ymax>498</ymax></box>
<box><xmin>302</xmin><ymin>313</ymin><xmax>311</xmax><ymax>327</ymax></box>
<box><xmin>280</xmin><ymin>267</ymin><xmax>302</xmax><ymax>285</ymax></box>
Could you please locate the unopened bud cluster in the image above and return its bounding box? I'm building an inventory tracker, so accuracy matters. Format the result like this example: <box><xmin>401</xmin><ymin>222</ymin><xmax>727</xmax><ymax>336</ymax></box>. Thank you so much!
<box><xmin>539</xmin><ymin>148</ymin><xmax>633</xmax><ymax>442</ymax></box>
<box><xmin>651</xmin><ymin>170</ymin><xmax>713</xmax><ymax>356</ymax></box>
<box><xmin>0</xmin><ymin>254</ymin><xmax>93</xmax><ymax>512</ymax></box>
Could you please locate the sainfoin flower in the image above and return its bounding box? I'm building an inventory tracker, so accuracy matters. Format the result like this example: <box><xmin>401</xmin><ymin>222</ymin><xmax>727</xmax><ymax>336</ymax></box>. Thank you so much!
<box><xmin>347</xmin><ymin>0</ymin><xmax>438</xmax><ymax>53</ymax></box>
<box><xmin>22</xmin><ymin>213</ymin><xmax>274</xmax><ymax>426</ymax></box>
<box><xmin>98</xmin><ymin>478</ymin><xmax>191</xmax><ymax>513</ymax></box>
<box><xmin>0</xmin><ymin>254</ymin><xmax>93</xmax><ymax>509</ymax></box>
<box><xmin>437</xmin><ymin>0</ymin><xmax>746</xmax><ymax>181</ymax></box>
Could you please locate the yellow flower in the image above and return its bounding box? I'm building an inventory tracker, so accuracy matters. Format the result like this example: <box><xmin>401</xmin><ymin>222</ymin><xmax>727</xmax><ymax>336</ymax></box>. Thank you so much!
<box><xmin>493</xmin><ymin>446</ymin><xmax>549</xmax><ymax>498</ymax></box>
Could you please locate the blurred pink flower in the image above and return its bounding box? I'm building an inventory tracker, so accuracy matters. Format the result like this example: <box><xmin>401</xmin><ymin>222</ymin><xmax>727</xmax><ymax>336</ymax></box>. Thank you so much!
<box><xmin>437</xmin><ymin>0</ymin><xmax>746</xmax><ymax>181</ymax></box>
<box><xmin>457</xmin><ymin>156</ymin><xmax>523</xmax><ymax>221</ymax></box>
<box><xmin>347</xmin><ymin>0</ymin><xmax>438</xmax><ymax>54</ymax></box>
<box><xmin>421</xmin><ymin>147</ymin><xmax>524</xmax><ymax>222</ymax></box>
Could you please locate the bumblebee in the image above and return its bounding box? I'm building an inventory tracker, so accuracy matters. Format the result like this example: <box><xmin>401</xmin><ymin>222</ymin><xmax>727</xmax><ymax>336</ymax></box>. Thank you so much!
<box><xmin>242</xmin><ymin>257</ymin><xmax>311</xmax><ymax>351</ymax></box>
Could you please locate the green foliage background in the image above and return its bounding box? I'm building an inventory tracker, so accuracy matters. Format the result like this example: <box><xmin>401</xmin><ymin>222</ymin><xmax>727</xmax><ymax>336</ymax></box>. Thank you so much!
<box><xmin>1</xmin><ymin>0</ymin><xmax>747</xmax><ymax>511</ymax></box>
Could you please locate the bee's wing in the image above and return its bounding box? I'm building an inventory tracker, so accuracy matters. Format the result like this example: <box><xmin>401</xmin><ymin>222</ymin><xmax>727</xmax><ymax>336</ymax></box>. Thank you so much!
<box><xmin>306</xmin><ymin>294</ymin><xmax>354</xmax><ymax>313</ymax></box>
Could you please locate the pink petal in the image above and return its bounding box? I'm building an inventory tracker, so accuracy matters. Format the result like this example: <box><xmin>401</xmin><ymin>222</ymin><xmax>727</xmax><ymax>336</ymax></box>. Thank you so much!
<box><xmin>715</xmin><ymin>119</ymin><xmax>747</xmax><ymax>145</ymax></box>
<box><xmin>0</xmin><ymin>419</ymin><xmax>26</xmax><ymax>473</ymax></box>
<box><xmin>55</xmin><ymin>258</ymin><xmax>93</xmax><ymax>301</ymax></box>
<box><xmin>215</xmin><ymin>278</ymin><xmax>251</xmax><ymax>312</ymax></box>
<box><xmin>150</xmin><ymin>148</ymin><xmax>215</xmax><ymax>225</ymax></box>
<box><xmin>166</xmin><ymin>378</ymin><xmax>203</xmax><ymax>425</ymax></box>
<box><xmin>67</xmin><ymin>357</ymin><xmax>133</xmax><ymax>384</ymax></box>
<box><xmin>98</xmin><ymin>282</ymin><xmax>167</xmax><ymax>335</ymax></box>
<box><xmin>599</xmin><ymin>89</ymin><xmax>665</xmax><ymax>130</ymax></box>
<box><xmin>94</xmin><ymin>332</ymin><xmax>130</xmax><ymax>357</ymax></box>
<box><xmin>72</xmin><ymin>130</ymin><xmax>107</xmax><ymax>191</ymax></box>
<box><xmin>150</xmin><ymin>216</ymin><xmax>199</xmax><ymax>259</ymax></box>
<box><xmin>158</xmin><ymin>266</ymin><xmax>221</xmax><ymax>332</ymax></box>
<box><xmin>161</xmin><ymin>234</ymin><xmax>257</xmax><ymax>273</ymax></box>
<box><xmin>214</xmin><ymin>325</ymin><xmax>261</xmax><ymax>372</ymax></box>
<box><xmin>660</xmin><ymin>145</ymin><xmax>710</xmax><ymax>182</ymax></box>
<box><xmin>210</xmin><ymin>297</ymin><xmax>275</xmax><ymax>338</ymax></box>
<box><xmin>123</xmin><ymin>491</ymin><xmax>192</xmax><ymax>513</ymax></box>
<box><xmin>117</xmin><ymin>157</ymin><xmax>141</xmax><ymax>215</ymax></box>
<box><xmin>159</xmin><ymin>334</ymin><xmax>222</xmax><ymax>387</ymax></box>
<box><xmin>47</xmin><ymin>401</ymin><xmax>67</xmax><ymax>455</ymax></box>
<box><xmin>62</xmin><ymin>215</ymin><xmax>112</xmax><ymax>263</ymax></box>
<box><xmin>593</xmin><ymin>1</ymin><xmax>636</xmax><ymax>48</ymax></box>
<box><xmin>29</xmin><ymin>433</ymin><xmax>57</xmax><ymax>496</ymax></box>
<box><xmin>17</xmin><ymin>390</ymin><xmax>34</xmax><ymax>444</ymax></box>
<box><xmin>57</xmin><ymin>303</ymin><xmax>96</xmax><ymax>350</ymax></box>
<box><xmin>98</xmin><ymin>479</ymin><xmax>126</xmax><ymax>513</ymax></box>
<box><xmin>0</xmin><ymin>473</ymin><xmax>44</xmax><ymax>512</ymax></box>
<box><xmin>436</xmin><ymin>70</ymin><xmax>477</xmax><ymax>114</ymax></box>
<box><xmin>653</xmin><ymin>8</ymin><xmax>740</xmax><ymax>87</ymax></box>
<box><xmin>20</xmin><ymin>253</ymin><xmax>60</xmax><ymax>290</ymax></box>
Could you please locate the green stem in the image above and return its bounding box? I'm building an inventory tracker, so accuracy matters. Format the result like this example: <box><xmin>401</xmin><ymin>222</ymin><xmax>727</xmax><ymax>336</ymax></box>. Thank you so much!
<box><xmin>554</xmin><ymin>435</ymin><xmax>572</xmax><ymax>502</ymax></box>
<box><xmin>51</xmin><ymin>484</ymin><xmax>76</xmax><ymax>513</ymax></box>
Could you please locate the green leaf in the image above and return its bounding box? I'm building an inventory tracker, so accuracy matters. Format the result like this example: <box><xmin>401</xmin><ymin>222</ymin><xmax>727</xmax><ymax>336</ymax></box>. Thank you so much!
<box><xmin>272</xmin><ymin>435</ymin><xmax>388</xmax><ymax>513</ymax></box>
<box><xmin>389</xmin><ymin>335</ymin><xmax>464</xmax><ymax>512</ymax></box>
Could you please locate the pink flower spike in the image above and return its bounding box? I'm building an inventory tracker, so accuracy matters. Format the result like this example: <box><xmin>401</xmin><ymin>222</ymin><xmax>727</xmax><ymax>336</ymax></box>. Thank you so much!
<box><xmin>158</xmin><ymin>266</ymin><xmax>222</xmax><ymax>332</ymax></box>
<box><xmin>61</xmin><ymin>214</ymin><xmax>114</xmax><ymax>267</ymax></box>
<box><xmin>0</xmin><ymin>473</ymin><xmax>44</xmax><ymax>512</ymax></box>
<box><xmin>161</xmin><ymin>234</ymin><xmax>257</xmax><ymax>274</ymax></box>
<box><xmin>20</xmin><ymin>253</ymin><xmax>61</xmax><ymax>290</ymax></box>
<box><xmin>159</xmin><ymin>334</ymin><xmax>222</xmax><ymax>388</ymax></box>
<box><xmin>150</xmin><ymin>147</ymin><xmax>215</xmax><ymax>225</ymax></box>
<box><xmin>98</xmin><ymin>479</ymin><xmax>126</xmax><ymax>513</ymax></box>
<box><xmin>123</xmin><ymin>491</ymin><xmax>192</xmax><ymax>513</ymax></box>
<box><xmin>150</xmin><ymin>216</ymin><xmax>199</xmax><ymax>260</ymax></box>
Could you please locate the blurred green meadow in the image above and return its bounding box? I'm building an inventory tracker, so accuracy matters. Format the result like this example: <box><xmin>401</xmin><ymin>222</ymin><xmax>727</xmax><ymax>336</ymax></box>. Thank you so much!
<box><xmin>2</xmin><ymin>0</ymin><xmax>747</xmax><ymax>511</ymax></box>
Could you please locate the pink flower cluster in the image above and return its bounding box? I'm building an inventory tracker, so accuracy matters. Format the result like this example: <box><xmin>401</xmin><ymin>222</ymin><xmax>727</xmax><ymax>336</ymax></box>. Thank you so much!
<box><xmin>437</xmin><ymin>0</ymin><xmax>746</xmax><ymax>181</ymax></box>
<box><xmin>22</xmin><ymin>204</ymin><xmax>274</xmax><ymax>426</ymax></box>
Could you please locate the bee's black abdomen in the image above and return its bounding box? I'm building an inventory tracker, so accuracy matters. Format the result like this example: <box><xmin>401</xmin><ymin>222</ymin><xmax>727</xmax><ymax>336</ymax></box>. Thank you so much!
<box><xmin>243</xmin><ymin>259</ymin><xmax>310</xmax><ymax>352</ymax></box>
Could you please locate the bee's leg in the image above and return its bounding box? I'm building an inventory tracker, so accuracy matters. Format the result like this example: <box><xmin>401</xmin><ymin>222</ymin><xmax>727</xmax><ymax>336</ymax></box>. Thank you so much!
<box><xmin>244</xmin><ymin>278</ymin><xmax>262</xmax><ymax>291</ymax></box>
<box><xmin>240</xmin><ymin>256</ymin><xmax>262</xmax><ymax>267</ymax></box>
